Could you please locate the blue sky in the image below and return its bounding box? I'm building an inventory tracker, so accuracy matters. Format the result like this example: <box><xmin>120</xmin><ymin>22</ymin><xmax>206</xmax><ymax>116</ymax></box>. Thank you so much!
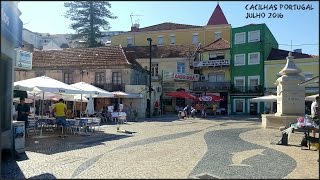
<box><xmin>18</xmin><ymin>1</ymin><xmax>319</xmax><ymax>55</ymax></box>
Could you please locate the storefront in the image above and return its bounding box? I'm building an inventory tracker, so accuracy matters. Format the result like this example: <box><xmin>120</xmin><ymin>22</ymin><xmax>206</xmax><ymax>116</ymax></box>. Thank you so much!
<box><xmin>1</xmin><ymin>1</ymin><xmax>23</xmax><ymax>159</ymax></box>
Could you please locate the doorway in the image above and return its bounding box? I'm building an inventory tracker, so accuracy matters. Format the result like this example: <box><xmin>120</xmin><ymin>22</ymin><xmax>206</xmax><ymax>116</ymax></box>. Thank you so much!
<box><xmin>249</xmin><ymin>102</ymin><xmax>258</xmax><ymax>115</ymax></box>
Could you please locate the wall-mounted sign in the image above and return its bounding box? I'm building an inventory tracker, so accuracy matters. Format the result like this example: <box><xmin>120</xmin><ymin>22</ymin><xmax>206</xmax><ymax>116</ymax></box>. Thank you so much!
<box><xmin>1</xmin><ymin>2</ymin><xmax>22</xmax><ymax>47</ymax></box>
<box><xmin>15</xmin><ymin>50</ymin><xmax>33</xmax><ymax>70</ymax></box>
<box><xmin>193</xmin><ymin>59</ymin><xmax>230</xmax><ymax>67</ymax></box>
<box><xmin>173</xmin><ymin>73</ymin><xmax>200</xmax><ymax>81</ymax></box>
<box><xmin>163</xmin><ymin>71</ymin><xmax>200</xmax><ymax>81</ymax></box>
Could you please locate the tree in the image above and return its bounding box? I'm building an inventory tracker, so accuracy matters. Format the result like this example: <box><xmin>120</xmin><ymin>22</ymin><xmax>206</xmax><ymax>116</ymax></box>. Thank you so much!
<box><xmin>64</xmin><ymin>1</ymin><xmax>117</xmax><ymax>47</ymax></box>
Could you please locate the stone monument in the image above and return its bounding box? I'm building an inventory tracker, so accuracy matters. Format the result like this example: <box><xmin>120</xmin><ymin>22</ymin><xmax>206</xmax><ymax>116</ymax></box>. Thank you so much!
<box><xmin>262</xmin><ymin>52</ymin><xmax>306</xmax><ymax>128</ymax></box>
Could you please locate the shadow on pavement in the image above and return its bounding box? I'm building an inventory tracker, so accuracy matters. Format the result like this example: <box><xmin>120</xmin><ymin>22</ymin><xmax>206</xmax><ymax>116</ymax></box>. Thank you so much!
<box><xmin>29</xmin><ymin>173</ymin><xmax>57</xmax><ymax>179</ymax></box>
<box><xmin>25</xmin><ymin>131</ymin><xmax>132</xmax><ymax>155</ymax></box>
<box><xmin>1</xmin><ymin>159</ymin><xmax>25</xmax><ymax>179</ymax></box>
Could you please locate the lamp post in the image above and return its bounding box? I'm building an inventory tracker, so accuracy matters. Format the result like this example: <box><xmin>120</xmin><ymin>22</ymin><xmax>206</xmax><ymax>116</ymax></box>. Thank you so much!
<box><xmin>147</xmin><ymin>38</ymin><xmax>152</xmax><ymax>118</ymax></box>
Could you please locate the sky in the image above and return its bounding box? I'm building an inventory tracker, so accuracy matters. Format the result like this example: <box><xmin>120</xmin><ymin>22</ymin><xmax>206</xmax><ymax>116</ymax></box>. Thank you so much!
<box><xmin>18</xmin><ymin>1</ymin><xmax>319</xmax><ymax>55</ymax></box>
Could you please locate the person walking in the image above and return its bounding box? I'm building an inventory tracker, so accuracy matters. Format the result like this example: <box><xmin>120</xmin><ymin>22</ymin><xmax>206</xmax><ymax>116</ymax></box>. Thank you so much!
<box><xmin>16</xmin><ymin>97</ymin><xmax>30</xmax><ymax>132</ymax></box>
<box><xmin>195</xmin><ymin>102</ymin><xmax>201</xmax><ymax>116</ymax></box>
<box><xmin>53</xmin><ymin>98</ymin><xmax>67</xmax><ymax>137</ymax></box>
<box><xmin>212</xmin><ymin>103</ymin><xmax>217</xmax><ymax>116</ymax></box>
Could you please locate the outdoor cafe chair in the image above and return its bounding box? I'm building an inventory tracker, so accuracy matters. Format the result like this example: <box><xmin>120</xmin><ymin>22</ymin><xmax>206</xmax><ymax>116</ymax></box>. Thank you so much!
<box><xmin>26</xmin><ymin>120</ymin><xmax>41</xmax><ymax>137</ymax></box>
<box><xmin>90</xmin><ymin>118</ymin><xmax>101</xmax><ymax>132</ymax></box>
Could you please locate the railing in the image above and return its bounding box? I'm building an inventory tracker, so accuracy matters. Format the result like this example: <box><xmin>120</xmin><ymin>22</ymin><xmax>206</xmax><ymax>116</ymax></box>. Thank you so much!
<box><xmin>193</xmin><ymin>82</ymin><xmax>231</xmax><ymax>91</ymax></box>
<box><xmin>193</xmin><ymin>59</ymin><xmax>230</xmax><ymax>68</ymax></box>
<box><xmin>230</xmin><ymin>84</ymin><xmax>264</xmax><ymax>94</ymax></box>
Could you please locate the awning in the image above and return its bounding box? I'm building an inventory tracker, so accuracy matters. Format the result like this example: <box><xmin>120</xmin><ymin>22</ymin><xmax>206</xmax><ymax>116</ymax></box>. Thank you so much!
<box><xmin>249</xmin><ymin>95</ymin><xmax>277</xmax><ymax>102</ymax></box>
<box><xmin>166</xmin><ymin>91</ymin><xmax>196</xmax><ymax>100</ymax></box>
<box><xmin>305</xmin><ymin>94</ymin><xmax>319</xmax><ymax>101</ymax></box>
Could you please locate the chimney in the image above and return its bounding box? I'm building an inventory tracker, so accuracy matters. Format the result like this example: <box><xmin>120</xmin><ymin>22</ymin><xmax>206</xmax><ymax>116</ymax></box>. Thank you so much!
<box><xmin>131</xmin><ymin>23</ymin><xmax>140</xmax><ymax>32</ymax></box>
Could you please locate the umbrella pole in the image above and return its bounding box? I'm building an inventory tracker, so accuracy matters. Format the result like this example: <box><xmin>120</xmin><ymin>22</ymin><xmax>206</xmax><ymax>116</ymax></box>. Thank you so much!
<box><xmin>33</xmin><ymin>94</ymin><xmax>36</xmax><ymax>120</ymax></box>
<box><xmin>40</xmin><ymin>91</ymin><xmax>44</xmax><ymax>137</ymax></box>
<box><xmin>80</xmin><ymin>94</ymin><xmax>83</xmax><ymax>118</ymax></box>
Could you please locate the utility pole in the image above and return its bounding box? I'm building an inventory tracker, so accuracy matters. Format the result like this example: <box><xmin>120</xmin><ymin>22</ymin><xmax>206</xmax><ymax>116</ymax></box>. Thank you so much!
<box><xmin>147</xmin><ymin>38</ymin><xmax>152</xmax><ymax>118</ymax></box>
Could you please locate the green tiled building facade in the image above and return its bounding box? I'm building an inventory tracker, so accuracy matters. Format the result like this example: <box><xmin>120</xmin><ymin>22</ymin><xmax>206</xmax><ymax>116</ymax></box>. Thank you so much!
<box><xmin>230</xmin><ymin>24</ymin><xmax>278</xmax><ymax>115</ymax></box>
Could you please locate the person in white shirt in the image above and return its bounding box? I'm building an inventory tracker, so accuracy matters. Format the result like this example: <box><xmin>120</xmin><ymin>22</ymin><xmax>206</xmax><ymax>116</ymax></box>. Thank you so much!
<box><xmin>12</xmin><ymin>103</ymin><xmax>17</xmax><ymax>120</ymax></box>
<box><xmin>310</xmin><ymin>96</ymin><xmax>319</xmax><ymax>138</ymax></box>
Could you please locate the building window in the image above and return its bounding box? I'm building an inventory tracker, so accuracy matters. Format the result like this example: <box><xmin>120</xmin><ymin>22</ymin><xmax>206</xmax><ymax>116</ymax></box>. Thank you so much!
<box><xmin>35</xmin><ymin>71</ymin><xmax>45</xmax><ymax>77</ymax></box>
<box><xmin>177</xmin><ymin>62</ymin><xmax>185</xmax><ymax>73</ymax></box>
<box><xmin>209</xmin><ymin>53</ymin><xmax>225</xmax><ymax>60</ymax></box>
<box><xmin>127</xmin><ymin>37</ymin><xmax>133</xmax><ymax>47</ymax></box>
<box><xmin>170</xmin><ymin>34</ymin><xmax>175</xmax><ymax>45</ymax></box>
<box><xmin>234</xmin><ymin>54</ymin><xmax>245</xmax><ymax>66</ymax></box>
<box><xmin>234</xmin><ymin>32</ymin><xmax>245</xmax><ymax>44</ymax></box>
<box><xmin>234</xmin><ymin>76</ymin><xmax>245</xmax><ymax>92</ymax></box>
<box><xmin>234</xmin><ymin>99</ymin><xmax>245</xmax><ymax>113</ymax></box>
<box><xmin>248</xmin><ymin>75</ymin><xmax>260</xmax><ymax>92</ymax></box>
<box><xmin>112</xmin><ymin>72</ymin><xmax>122</xmax><ymax>85</ymax></box>
<box><xmin>248</xmin><ymin>52</ymin><xmax>260</xmax><ymax>65</ymax></box>
<box><xmin>208</xmin><ymin>73</ymin><xmax>225</xmax><ymax>82</ymax></box>
<box><xmin>134</xmin><ymin>73</ymin><xmax>140</xmax><ymax>85</ymax></box>
<box><xmin>95</xmin><ymin>72</ymin><xmax>105</xmax><ymax>85</ymax></box>
<box><xmin>248</xmin><ymin>30</ymin><xmax>260</xmax><ymax>42</ymax></box>
<box><xmin>151</xmin><ymin>63</ymin><xmax>159</xmax><ymax>76</ymax></box>
<box><xmin>157</xmin><ymin>36</ymin><xmax>163</xmax><ymax>46</ymax></box>
<box><xmin>192</xmin><ymin>33</ymin><xmax>199</xmax><ymax>45</ymax></box>
<box><xmin>63</xmin><ymin>72</ymin><xmax>73</xmax><ymax>84</ymax></box>
<box><xmin>214</xmin><ymin>32</ymin><xmax>221</xmax><ymax>40</ymax></box>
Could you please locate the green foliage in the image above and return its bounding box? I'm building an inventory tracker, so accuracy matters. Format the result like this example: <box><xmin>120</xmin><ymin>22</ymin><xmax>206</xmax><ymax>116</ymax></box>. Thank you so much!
<box><xmin>64</xmin><ymin>1</ymin><xmax>117</xmax><ymax>47</ymax></box>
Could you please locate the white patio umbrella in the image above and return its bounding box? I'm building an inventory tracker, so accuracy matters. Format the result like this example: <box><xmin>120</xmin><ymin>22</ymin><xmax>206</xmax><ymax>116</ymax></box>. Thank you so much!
<box><xmin>85</xmin><ymin>95</ymin><xmax>95</xmax><ymax>116</ymax></box>
<box><xmin>71</xmin><ymin>82</ymin><xmax>114</xmax><ymax>117</ymax></box>
<box><xmin>111</xmin><ymin>91</ymin><xmax>141</xmax><ymax>98</ymax></box>
<box><xmin>249</xmin><ymin>95</ymin><xmax>277</xmax><ymax>102</ymax></box>
<box><xmin>14</xmin><ymin>76</ymin><xmax>92</xmax><ymax>137</ymax></box>
<box><xmin>305</xmin><ymin>94</ymin><xmax>319</xmax><ymax>101</ymax></box>
<box><xmin>70</xmin><ymin>82</ymin><xmax>114</xmax><ymax>98</ymax></box>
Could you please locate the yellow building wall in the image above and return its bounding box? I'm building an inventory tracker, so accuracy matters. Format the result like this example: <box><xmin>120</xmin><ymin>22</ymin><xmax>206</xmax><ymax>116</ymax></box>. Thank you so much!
<box><xmin>112</xmin><ymin>25</ymin><xmax>231</xmax><ymax>47</ymax></box>
<box><xmin>265</xmin><ymin>57</ymin><xmax>319</xmax><ymax>89</ymax></box>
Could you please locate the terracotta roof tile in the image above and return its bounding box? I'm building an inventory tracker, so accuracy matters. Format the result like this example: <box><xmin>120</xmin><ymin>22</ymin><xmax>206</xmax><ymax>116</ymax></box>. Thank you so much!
<box><xmin>267</xmin><ymin>48</ymin><xmax>314</xmax><ymax>60</ymax></box>
<box><xmin>201</xmin><ymin>38</ymin><xmax>230</xmax><ymax>51</ymax></box>
<box><xmin>32</xmin><ymin>46</ymin><xmax>132</xmax><ymax>69</ymax></box>
<box><xmin>123</xmin><ymin>45</ymin><xmax>198</xmax><ymax>59</ymax></box>
<box><xmin>207</xmin><ymin>4</ymin><xmax>228</xmax><ymax>26</ymax></box>
<box><xmin>138</xmin><ymin>22</ymin><xmax>202</xmax><ymax>32</ymax></box>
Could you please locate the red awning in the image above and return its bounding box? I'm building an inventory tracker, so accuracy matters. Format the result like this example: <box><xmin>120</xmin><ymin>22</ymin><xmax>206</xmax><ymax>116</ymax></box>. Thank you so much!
<box><xmin>197</xmin><ymin>95</ymin><xmax>224</xmax><ymax>102</ymax></box>
<box><xmin>166</xmin><ymin>91</ymin><xmax>196</xmax><ymax>100</ymax></box>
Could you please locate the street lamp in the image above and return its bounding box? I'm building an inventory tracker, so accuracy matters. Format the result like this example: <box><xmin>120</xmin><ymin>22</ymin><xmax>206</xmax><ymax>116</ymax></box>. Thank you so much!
<box><xmin>147</xmin><ymin>38</ymin><xmax>152</xmax><ymax>118</ymax></box>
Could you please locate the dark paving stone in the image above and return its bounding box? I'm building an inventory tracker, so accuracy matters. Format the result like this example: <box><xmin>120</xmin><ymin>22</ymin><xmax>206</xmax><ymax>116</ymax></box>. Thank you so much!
<box><xmin>188</xmin><ymin>128</ymin><xmax>297</xmax><ymax>179</ymax></box>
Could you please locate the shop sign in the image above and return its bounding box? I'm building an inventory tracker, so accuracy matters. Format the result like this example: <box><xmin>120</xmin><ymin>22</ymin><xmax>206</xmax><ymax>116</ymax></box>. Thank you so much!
<box><xmin>173</xmin><ymin>73</ymin><xmax>200</xmax><ymax>81</ymax></box>
<box><xmin>199</xmin><ymin>96</ymin><xmax>212</xmax><ymax>101</ymax></box>
<box><xmin>193</xmin><ymin>59</ymin><xmax>230</xmax><ymax>67</ymax></box>
<box><xmin>15</xmin><ymin>50</ymin><xmax>32</xmax><ymax>70</ymax></box>
<box><xmin>1</xmin><ymin>2</ymin><xmax>22</xmax><ymax>47</ymax></box>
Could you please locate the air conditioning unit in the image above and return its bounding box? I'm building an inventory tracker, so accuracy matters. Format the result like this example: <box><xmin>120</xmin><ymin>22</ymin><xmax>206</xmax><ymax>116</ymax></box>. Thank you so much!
<box><xmin>201</xmin><ymin>75</ymin><xmax>208</xmax><ymax>81</ymax></box>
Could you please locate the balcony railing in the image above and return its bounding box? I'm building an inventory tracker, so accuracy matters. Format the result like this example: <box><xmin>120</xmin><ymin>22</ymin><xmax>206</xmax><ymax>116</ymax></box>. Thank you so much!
<box><xmin>92</xmin><ymin>83</ymin><xmax>126</xmax><ymax>92</ymax></box>
<box><xmin>193</xmin><ymin>59</ymin><xmax>230</xmax><ymax>68</ymax></box>
<box><xmin>230</xmin><ymin>84</ymin><xmax>264</xmax><ymax>94</ymax></box>
<box><xmin>193</xmin><ymin>82</ymin><xmax>231</xmax><ymax>91</ymax></box>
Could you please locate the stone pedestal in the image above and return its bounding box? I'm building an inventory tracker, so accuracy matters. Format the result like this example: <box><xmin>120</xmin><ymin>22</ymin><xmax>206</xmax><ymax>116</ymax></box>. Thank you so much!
<box><xmin>262</xmin><ymin>52</ymin><xmax>305</xmax><ymax>129</ymax></box>
<box><xmin>261</xmin><ymin>114</ymin><xmax>299</xmax><ymax>129</ymax></box>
